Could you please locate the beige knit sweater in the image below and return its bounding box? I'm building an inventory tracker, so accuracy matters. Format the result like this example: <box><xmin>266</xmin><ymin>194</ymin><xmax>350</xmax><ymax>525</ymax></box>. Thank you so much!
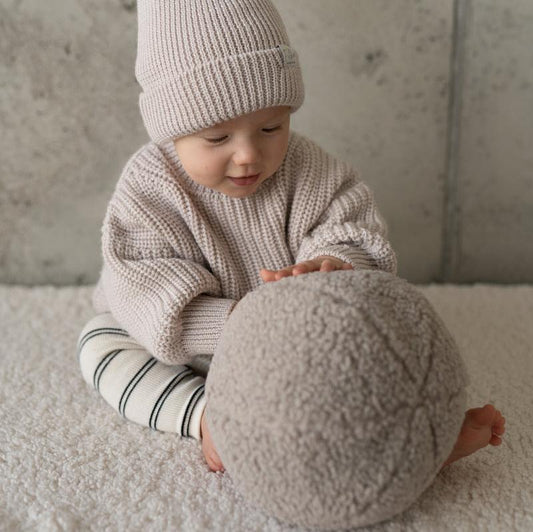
<box><xmin>92</xmin><ymin>130</ymin><xmax>397</xmax><ymax>365</ymax></box>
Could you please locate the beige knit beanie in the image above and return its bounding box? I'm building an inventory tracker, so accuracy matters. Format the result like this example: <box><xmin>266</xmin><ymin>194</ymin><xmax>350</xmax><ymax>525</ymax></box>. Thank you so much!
<box><xmin>135</xmin><ymin>0</ymin><xmax>305</xmax><ymax>144</ymax></box>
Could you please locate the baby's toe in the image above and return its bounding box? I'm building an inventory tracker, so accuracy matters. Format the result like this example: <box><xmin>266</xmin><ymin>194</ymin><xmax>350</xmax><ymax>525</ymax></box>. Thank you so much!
<box><xmin>489</xmin><ymin>434</ymin><xmax>502</xmax><ymax>446</ymax></box>
<box><xmin>493</xmin><ymin>416</ymin><xmax>506</xmax><ymax>435</ymax></box>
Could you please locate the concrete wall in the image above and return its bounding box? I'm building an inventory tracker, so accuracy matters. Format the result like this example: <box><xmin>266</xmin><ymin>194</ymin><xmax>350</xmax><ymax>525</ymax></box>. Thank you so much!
<box><xmin>448</xmin><ymin>0</ymin><xmax>533</xmax><ymax>282</ymax></box>
<box><xmin>0</xmin><ymin>0</ymin><xmax>531</xmax><ymax>285</ymax></box>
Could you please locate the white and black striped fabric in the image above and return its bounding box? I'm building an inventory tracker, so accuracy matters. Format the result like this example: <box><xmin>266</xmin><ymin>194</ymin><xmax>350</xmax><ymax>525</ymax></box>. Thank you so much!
<box><xmin>77</xmin><ymin>313</ymin><xmax>208</xmax><ymax>440</ymax></box>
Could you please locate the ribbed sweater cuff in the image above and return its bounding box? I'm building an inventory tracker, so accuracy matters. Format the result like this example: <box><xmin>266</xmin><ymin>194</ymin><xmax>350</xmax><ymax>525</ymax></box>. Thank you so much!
<box><xmin>309</xmin><ymin>245</ymin><xmax>376</xmax><ymax>270</ymax></box>
<box><xmin>179</xmin><ymin>295</ymin><xmax>238</xmax><ymax>356</ymax></box>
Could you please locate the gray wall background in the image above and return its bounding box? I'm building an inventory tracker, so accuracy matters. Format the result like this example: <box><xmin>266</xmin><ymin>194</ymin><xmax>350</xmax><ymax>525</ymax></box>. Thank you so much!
<box><xmin>0</xmin><ymin>0</ymin><xmax>531</xmax><ymax>286</ymax></box>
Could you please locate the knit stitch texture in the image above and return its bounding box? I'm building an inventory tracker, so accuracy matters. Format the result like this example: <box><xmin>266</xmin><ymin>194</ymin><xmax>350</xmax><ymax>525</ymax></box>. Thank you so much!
<box><xmin>93</xmin><ymin>131</ymin><xmax>397</xmax><ymax>364</ymax></box>
<box><xmin>135</xmin><ymin>0</ymin><xmax>305</xmax><ymax>143</ymax></box>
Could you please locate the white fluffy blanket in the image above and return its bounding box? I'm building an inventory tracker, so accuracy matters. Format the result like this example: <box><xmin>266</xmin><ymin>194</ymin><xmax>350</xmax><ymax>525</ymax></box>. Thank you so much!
<box><xmin>1</xmin><ymin>284</ymin><xmax>532</xmax><ymax>531</ymax></box>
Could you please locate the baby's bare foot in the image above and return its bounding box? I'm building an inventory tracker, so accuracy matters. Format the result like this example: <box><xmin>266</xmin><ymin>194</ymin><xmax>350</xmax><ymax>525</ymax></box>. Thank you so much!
<box><xmin>441</xmin><ymin>404</ymin><xmax>506</xmax><ymax>469</ymax></box>
<box><xmin>201</xmin><ymin>409</ymin><xmax>225</xmax><ymax>473</ymax></box>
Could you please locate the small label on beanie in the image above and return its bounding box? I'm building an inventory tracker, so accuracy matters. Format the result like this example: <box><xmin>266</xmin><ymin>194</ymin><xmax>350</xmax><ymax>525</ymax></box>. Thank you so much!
<box><xmin>277</xmin><ymin>45</ymin><xmax>297</xmax><ymax>67</ymax></box>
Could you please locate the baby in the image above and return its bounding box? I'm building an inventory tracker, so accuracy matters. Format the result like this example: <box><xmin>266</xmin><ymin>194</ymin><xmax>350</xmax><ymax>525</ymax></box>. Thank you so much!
<box><xmin>77</xmin><ymin>0</ymin><xmax>505</xmax><ymax>475</ymax></box>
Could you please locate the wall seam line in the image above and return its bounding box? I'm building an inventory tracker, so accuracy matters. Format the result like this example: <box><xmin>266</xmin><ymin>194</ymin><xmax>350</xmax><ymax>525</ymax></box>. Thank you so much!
<box><xmin>441</xmin><ymin>0</ymin><xmax>469</xmax><ymax>282</ymax></box>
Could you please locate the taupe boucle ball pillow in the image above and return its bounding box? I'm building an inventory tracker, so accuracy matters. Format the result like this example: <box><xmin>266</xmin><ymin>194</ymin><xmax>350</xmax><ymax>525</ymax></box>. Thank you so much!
<box><xmin>205</xmin><ymin>270</ymin><xmax>468</xmax><ymax>530</ymax></box>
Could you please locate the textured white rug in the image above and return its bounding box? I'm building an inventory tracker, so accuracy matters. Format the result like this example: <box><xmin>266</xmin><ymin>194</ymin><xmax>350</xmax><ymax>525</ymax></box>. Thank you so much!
<box><xmin>0</xmin><ymin>283</ymin><xmax>532</xmax><ymax>531</ymax></box>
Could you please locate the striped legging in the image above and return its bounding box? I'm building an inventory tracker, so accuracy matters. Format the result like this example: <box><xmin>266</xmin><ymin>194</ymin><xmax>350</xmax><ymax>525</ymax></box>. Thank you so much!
<box><xmin>76</xmin><ymin>313</ymin><xmax>209</xmax><ymax>441</ymax></box>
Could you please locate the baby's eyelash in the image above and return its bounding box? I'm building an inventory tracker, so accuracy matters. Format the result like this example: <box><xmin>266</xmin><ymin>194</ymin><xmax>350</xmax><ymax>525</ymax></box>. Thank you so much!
<box><xmin>205</xmin><ymin>126</ymin><xmax>281</xmax><ymax>144</ymax></box>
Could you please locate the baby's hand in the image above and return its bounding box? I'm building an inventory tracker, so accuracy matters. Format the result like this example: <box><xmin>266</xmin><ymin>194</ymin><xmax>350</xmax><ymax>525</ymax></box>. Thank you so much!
<box><xmin>260</xmin><ymin>256</ymin><xmax>353</xmax><ymax>283</ymax></box>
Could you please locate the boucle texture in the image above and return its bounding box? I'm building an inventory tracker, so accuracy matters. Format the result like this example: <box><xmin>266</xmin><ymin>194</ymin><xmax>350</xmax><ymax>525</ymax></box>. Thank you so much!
<box><xmin>206</xmin><ymin>270</ymin><xmax>468</xmax><ymax>530</ymax></box>
<box><xmin>92</xmin><ymin>131</ymin><xmax>397</xmax><ymax>365</ymax></box>
<box><xmin>1</xmin><ymin>283</ymin><xmax>530</xmax><ymax>530</ymax></box>
<box><xmin>135</xmin><ymin>0</ymin><xmax>305</xmax><ymax>143</ymax></box>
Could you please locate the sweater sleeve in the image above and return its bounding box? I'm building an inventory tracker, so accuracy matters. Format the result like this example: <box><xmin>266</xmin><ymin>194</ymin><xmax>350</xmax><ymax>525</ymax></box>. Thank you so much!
<box><xmin>97</xmin><ymin>165</ymin><xmax>237</xmax><ymax>366</ymax></box>
<box><xmin>290</xmin><ymin>137</ymin><xmax>397</xmax><ymax>274</ymax></box>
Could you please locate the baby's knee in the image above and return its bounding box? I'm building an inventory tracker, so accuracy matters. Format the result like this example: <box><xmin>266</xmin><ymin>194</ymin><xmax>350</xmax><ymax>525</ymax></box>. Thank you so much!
<box><xmin>76</xmin><ymin>313</ymin><xmax>144</xmax><ymax>385</ymax></box>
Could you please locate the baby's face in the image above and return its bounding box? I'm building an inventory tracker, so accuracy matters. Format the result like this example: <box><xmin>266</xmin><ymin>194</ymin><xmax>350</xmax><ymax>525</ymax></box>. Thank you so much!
<box><xmin>173</xmin><ymin>106</ymin><xmax>291</xmax><ymax>198</ymax></box>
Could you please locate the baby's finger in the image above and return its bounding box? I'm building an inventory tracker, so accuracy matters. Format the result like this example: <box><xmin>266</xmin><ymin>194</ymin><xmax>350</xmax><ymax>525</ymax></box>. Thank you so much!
<box><xmin>320</xmin><ymin>260</ymin><xmax>336</xmax><ymax>272</ymax></box>
<box><xmin>275</xmin><ymin>269</ymin><xmax>292</xmax><ymax>280</ymax></box>
<box><xmin>342</xmin><ymin>263</ymin><xmax>353</xmax><ymax>270</ymax></box>
<box><xmin>260</xmin><ymin>268</ymin><xmax>281</xmax><ymax>283</ymax></box>
<box><xmin>292</xmin><ymin>265</ymin><xmax>308</xmax><ymax>275</ymax></box>
<box><xmin>260</xmin><ymin>268</ymin><xmax>273</xmax><ymax>282</ymax></box>
<box><xmin>293</xmin><ymin>260</ymin><xmax>322</xmax><ymax>275</ymax></box>
<box><xmin>294</xmin><ymin>259</ymin><xmax>324</xmax><ymax>275</ymax></box>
